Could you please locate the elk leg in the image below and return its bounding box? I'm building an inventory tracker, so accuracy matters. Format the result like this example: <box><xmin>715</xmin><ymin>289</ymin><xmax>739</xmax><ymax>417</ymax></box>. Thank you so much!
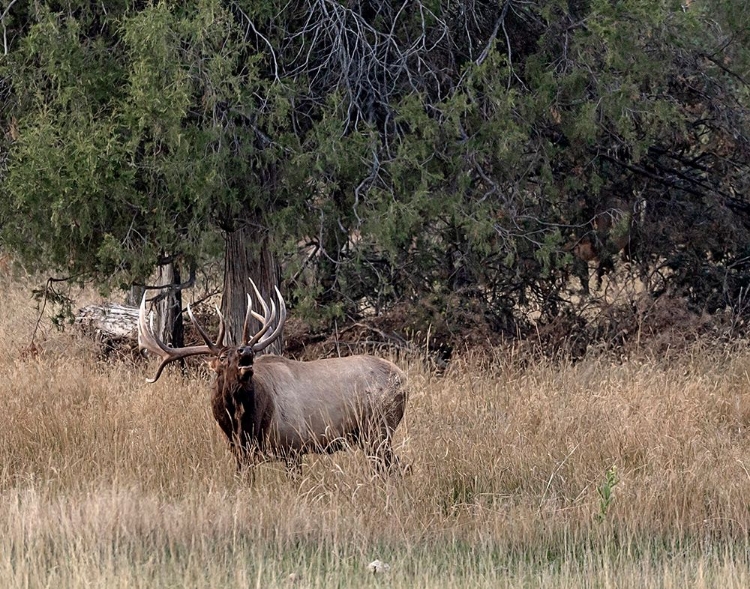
<box><xmin>229</xmin><ymin>442</ymin><xmax>259</xmax><ymax>485</ymax></box>
<box><xmin>285</xmin><ymin>453</ymin><xmax>302</xmax><ymax>480</ymax></box>
<box><xmin>229</xmin><ymin>423</ymin><xmax>257</xmax><ymax>474</ymax></box>
<box><xmin>361</xmin><ymin>428</ymin><xmax>394</xmax><ymax>475</ymax></box>
<box><xmin>377</xmin><ymin>444</ymin><xmax>410</xmax><ymax>476</ymax></box>
<box><xmin>364</xmin><ymin>423</ymin><xmax>411</xmax><ymax>476</ymax></box>
<box><xmin>377</xmin><ymin>439</ymin><xmax>394</xmax><ymax>473</ymax></box>
<box><xmin>234</xmin><ymin>462</ymin><xmax>257</xmax><ymax>484</ymax></box>
<box><xmin>367</xmin><ymin>391</ymin><xmax>408</xmax><ymax>475</ymax></box>
<box><xmin>231</xmin><ymin>442</ymin><xmax>250</xmax><ymax>471</ymax></box>
<box><xmin>230</xmin><ymin>443</ymin><xmax>243</xmax><ymax>470</ymax></box>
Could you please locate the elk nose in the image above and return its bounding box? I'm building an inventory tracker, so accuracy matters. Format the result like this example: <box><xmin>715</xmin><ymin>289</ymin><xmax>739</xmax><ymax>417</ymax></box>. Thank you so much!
<box><xmin>238</xmin><ymin>347</ymin><xmax>254</xmax><ymax>367</ymax></box>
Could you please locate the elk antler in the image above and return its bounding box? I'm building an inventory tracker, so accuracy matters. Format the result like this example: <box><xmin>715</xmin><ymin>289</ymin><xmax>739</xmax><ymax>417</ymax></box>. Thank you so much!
<box><xmin>242</xmin><ymin>279</ymin><xmax>275</xmax><ymax>346</ymax></box>
<box><xmin>188</xmin><ymin>304</ymin><xmax>226</xmax><ymax>350</ymax></box>
<box><xmin>242</xmin><ymin>279</ymin><xmax>287</xmax><ymax>353</ymax></box>
<box><xmin>138</xmin><ymin>294</ymin><xmax>222</xmax><ymax>383</ymax></box>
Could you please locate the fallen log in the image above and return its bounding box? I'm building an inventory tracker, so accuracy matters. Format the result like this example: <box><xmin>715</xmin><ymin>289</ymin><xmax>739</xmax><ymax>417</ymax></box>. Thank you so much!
<box><xmin>75</xmin><ymin>303</ymin><xmax>139</xmax><ymax>339</ymax></box>
<box><xmin>75</xmin><ymin>303</ymin><xmax>141</xmax><ymax>360</ymax></box>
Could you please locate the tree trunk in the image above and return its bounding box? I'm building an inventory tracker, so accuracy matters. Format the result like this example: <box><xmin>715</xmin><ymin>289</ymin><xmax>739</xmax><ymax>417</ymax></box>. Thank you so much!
<box><xmin>154</xmin><ymin>261</ymin><xmax>184</xmax><ymax>348</ymax></box>
<box><xmin>221</xmin><ymin>223</ymin><xmax>281</xmax><ymax>353</ymax></box>
<box><xmin>124</xmin><ymin>284</ymin><xmax>145</xmax><ymax>307</ymax></box>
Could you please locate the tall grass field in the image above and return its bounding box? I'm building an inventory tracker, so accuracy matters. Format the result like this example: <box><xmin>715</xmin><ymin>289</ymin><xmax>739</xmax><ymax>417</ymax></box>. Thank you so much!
<box><xmin>1</xmin><ymin>272</ymin><xmax>749</xmax><ymax>588</ymax></box>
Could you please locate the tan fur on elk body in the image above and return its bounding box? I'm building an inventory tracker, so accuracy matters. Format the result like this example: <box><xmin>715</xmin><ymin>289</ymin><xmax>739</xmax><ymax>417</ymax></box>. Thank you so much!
<box><xmin>139</xmin><ymin>280</ymin><xmax>407</xmax><ymax>475</ymax></box>
<box><xmin>211</xmin><ymin>352</ymin><xmax>406</xmax><ymax>472</ymax></box>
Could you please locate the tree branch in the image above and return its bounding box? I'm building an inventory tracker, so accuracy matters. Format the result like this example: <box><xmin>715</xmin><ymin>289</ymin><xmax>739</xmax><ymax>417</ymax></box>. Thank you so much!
<box><xmin>1</xmin><ymin>0</ymin><xmax>19</xmax><ymax>55</ymax></box>
<box><xmin>699</xmin><ymin>51</ymin><xmax>750</xmax><ymax>88</ymax></box>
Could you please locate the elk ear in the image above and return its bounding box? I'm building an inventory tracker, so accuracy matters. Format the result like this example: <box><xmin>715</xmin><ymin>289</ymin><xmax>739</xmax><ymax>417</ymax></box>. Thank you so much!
<box><xmin>208</xmin><ymin>358</ymin><xmax>222</xmax><ymax>373</ymax></box>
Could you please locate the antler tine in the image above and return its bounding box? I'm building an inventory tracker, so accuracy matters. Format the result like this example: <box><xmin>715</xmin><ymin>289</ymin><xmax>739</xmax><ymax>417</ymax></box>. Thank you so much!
<box><xmin>249</xmin><ymin>279</ymin><xmax>270</xmax><ymax>319</ymax></box>
<box><xmin>137</xmin><ymin>294</ymin><xmax>217</xmax><ymax>383</ymax></box>
<box><xmin>138</xmin><ymin>296</ymin><xmax>171</xmax><ymax>383</ymax></box>
<box><xmin>215</xmin><ymin>306</ymin><xmax>226</xmax><ymax>347</ymax></box>
<box><xmin>241</xmin><ymin>293</ymin><xmax>253</xmax><ymax>344</ymax></box>
<box><xmin>145</xmin><ymin>354</ymin><xmax>180</xmax><ymax>384</ymax></box>
<box><xmin>247</xmin><ymin>297</ymin><xmax>276</xmax><ymax>348</ymax></box>
<box><xmin>244</xmin><ymin>278</ymin><xmax>274</xmax><ymax>347</ymax></box>
<box><xmin>187</xmin><ymin>305</ymin><xmax>221</xmax><ymax>353</ymax></box>
<box><xmin>252</xmin><ymin>286</ymin><xmax>287</xmax><ymax>353</ymax></box>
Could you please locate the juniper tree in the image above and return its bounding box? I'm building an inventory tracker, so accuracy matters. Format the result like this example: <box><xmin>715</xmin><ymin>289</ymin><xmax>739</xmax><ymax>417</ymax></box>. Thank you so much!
<box><xmin>2</xmin><ymin>0</ymin><xmax>750</xmax><ymax>348</ymax></box>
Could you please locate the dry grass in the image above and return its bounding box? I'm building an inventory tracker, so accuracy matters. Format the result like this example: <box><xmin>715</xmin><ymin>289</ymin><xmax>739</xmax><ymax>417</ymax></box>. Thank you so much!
<box><xmin>1</xmin><ymin>270</ymin><xmax>749</xmax><ymax>588</ymax></box>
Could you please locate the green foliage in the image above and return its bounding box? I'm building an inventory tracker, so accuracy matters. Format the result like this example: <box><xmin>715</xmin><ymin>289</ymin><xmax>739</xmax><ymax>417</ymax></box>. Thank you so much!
<box><xmin>2</xmin><ymin>0</ymin><xmax>750</xmax><ymax>343</ymax></box>
<box><xmin>0</xmin><ymin>1</ymin><xmax>284</xmax><ymax>288</ymax></box>
<box><xmin>597</xmin><ymin>466</ymin><xmax>619</xmax><ymax>522</ymax></box>
<box><xmin>31</xmin><ymin>280</ymin><xmax>76</xmax><ymax>329</ymax></box>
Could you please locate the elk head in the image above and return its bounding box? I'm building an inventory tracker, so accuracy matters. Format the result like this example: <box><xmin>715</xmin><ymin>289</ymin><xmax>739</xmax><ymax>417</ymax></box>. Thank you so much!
<box><xmin>137</xmin><ymin>279</ymin><xmax>287</xmax><ymax>383</ymax></box>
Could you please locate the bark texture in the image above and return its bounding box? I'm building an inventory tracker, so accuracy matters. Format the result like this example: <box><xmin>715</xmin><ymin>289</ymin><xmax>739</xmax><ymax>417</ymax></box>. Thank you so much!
<box><xmin>221</xmin><ymin>223</ymin><xmax>282</xmax><ymax>353</ymax></box>
<box><xmin>154</xmin><ymin>261</ymin><xmax>184</xmax><ymax>348</ymax></box>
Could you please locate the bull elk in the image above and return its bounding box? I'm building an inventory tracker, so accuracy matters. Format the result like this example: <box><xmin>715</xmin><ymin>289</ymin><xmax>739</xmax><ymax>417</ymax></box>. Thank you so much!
<box><xmin>138</xmin><ymin>281</ymin><xmax>407</xmax><ymax>476</ymax></box>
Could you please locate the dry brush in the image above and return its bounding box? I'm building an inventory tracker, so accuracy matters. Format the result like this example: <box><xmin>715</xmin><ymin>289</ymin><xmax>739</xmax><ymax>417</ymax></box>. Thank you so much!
<box><xmin>0</xmin><ymin>273</ymin><xmax>749</xmax><ymax>587</ymax></box>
